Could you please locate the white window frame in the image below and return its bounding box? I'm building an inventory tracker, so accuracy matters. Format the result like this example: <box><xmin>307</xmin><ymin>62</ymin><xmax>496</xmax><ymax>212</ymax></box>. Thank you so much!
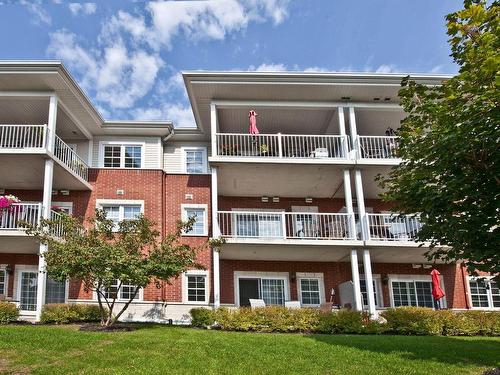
<box><xmin>296</xmin><ymin>272</ymin><xmax>325</xmax><ymax>307</ymax></box>
<box><xmin>0</xmin><ymin>265</ymin><xmax>8</xmax><ymax>297</ymax></box>
<box><xmin>13</xmin><ymin>265</ymin><xmax>38</xmax><ymax>315</ymax></box>
<box><xmin>51</xmin><ymin>201</ymin><xmax>73</xmax><ymax>215</ymax></box>
<box><xmin>360</xmin><ymin>274</ymin><xmax>383</xmax><ymax>308</ymax></box>
<box><xmin>96</xmin><ymin>199</ymin><xmax>144</xmax><ymax>232</ymax></box>
<box><xmin>181</xmin><ymin>204</ymin><xmax>208</xmax><ymax>236</ymax></box>
<box><xmin>468</xmin><ymin>276</ymin><xmax>500</xmax><ymax>310</ymax></box>
<box><xmin>93</xmin><ymin>280</ymin><xmax>144</xmax><ymax>302</ymax></box>
<box><xmin>388</xmin><ymin>274</ymin><xmax>447</xmax><ymax>309</ymax></box>
<box><xmin>234</xmin><ymin>271</ymin><xmax>290</xmax><ymax>307</ymax></box>
<box><xmin>182</xmin><ymin>270</ymin><xmax>209</xmax><ymax>305</ymax></box>
<box><xmin>99</xmin><ymin>141</ymin><xmax>145</xmax><ymax>169</ymax></box>
<box><xmin>44</xmin><ymin>276</ymin><xmax>69</xmax><ymax>304</ymax></box>
<box><xmin>182</xmin><ymin>147</ymin><xmax>208</xmax><ymax>174</ymax></box>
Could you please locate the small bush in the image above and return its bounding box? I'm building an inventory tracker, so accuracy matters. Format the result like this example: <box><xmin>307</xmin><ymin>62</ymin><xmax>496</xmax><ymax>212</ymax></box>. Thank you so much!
<box><xmin>214</xmin><ymin>306</ymin><xmax>320</xmax><ymax>333</ymax></box>
<box><xmin>317</xmin><ymin>309</ymin><xmax>365</xmax><ymax>334</ymax></box>
<box><xmin>0</xmin><ymin>301</ymin><xmax>19</xmax><ymax>324</ymax></box>
<box><xmin>383</xmin><ymin>307</ymin><xmax>443</xmax><ymax>335</ymax></box>
<box><xmin>190</xmin><ymin>307</ymin><xmax>215</xmax><ymax>328</ymax></box>
<box><xmin>442</xmin><ymin>310</ymin><xmax>500</xmax><ymax>336</ymax></box>
<box><xmin>40</xmin><ymin>304</ymin><xmax>103</xmax><ymax>324</ymax></box>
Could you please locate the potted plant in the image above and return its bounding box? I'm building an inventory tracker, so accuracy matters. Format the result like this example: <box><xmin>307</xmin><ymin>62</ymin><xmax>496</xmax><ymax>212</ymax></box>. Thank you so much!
<box><xmin>0</xmin><ymin>195</ymin><xmax>20</xmax><ymax>213</ymax></box>
<box><xmin>259</xmin><ymin>144</ymin><xmax>269</xmax><ymax>155</ymax></box>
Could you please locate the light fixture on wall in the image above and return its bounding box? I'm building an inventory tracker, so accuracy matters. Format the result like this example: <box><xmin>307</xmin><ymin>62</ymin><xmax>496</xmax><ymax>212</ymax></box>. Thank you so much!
<box><xmin>305</xmin><ymin>197</ymin><xmax>313</xmax><ymax>204</ymax></box>
<box><xmin>272</xmin><ymin>196</ymin><xmax>280</xmax><ymax>203</ymax></box>
<box><xmin>185</xmin><ymin>194</ymin><xmax>194</xmax><ymax>200</ymax></box>
<box><xmin>52</xmin><ymin>190</ymin><xmax>58</xmax><ymax>195</ymax></box>
<box><xmin>261</xmin><ymin>196</ymin><xmax>269</xmax><ymax>203</ymax></box>
<box><xmin>412</xmin><ymin>264</ymin><xmax>422</xmax><ymax>269</ymax></box>
<box><xmin>0</xmin><ymin>188</ymin><xmax>4</xmax><ymax>195</ymax></box>
<box><xmin>422</xmin><ymin>264</ymin><xmax>433</xmax><ymax>269</ymax></box>
<box><xmin>116</xmin><ymin>189</ymin><xmax>124</xmax><ymax>195</ymax></box>
<box><xmin>60</xmin><ymin>190</ymin><xmax>70</xmax><ymax>196</ymax></box>
<box><xmin>290</xmin><ymin>272</ymin><xmax>296</xmax><ymax>283</ymax></box>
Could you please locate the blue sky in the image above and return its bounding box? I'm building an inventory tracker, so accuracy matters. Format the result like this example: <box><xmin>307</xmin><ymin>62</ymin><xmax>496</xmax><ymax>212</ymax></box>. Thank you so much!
<box><xmin>0</xmin><ymin>1</ymin><xmax>462</xmax><ymax>126</ymax></box>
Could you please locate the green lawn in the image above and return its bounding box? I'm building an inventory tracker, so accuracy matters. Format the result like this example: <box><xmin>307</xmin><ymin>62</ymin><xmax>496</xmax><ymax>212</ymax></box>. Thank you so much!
<box><xmin>0</xmin><ymin>325</ymin><xmax>498</xmax><ymax>375</ymax></box>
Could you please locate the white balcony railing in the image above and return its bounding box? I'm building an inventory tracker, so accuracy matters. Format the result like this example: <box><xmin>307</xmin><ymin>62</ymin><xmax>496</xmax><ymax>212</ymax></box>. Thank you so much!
<box><xmin>218</xmin><ymin>211</ymin><xmax>356</xmax><ymax>240</ymax></box>
<box><xmin>366</xmin><ymin>213</ymin><xmax>422</xmax><ymax>241</ymax></box>
<box><xmin>0</xmin><ymin>203</ymin><xmax>42</xmax><ymax>230</ymax></box>
<box><xmin>215</xmin><ymin>133</ymin><xmax>349</xmax><ymax>160</ymax></box>
<box><xmin>357</xmin><ymin>136</ymin><xmax>400</xmax><ymax>159</ymax></box>
<box><xmin>54</xmin><ymin>135</ymin><xmax>89</xmax><ymax>181</ymax></box>
<box><xmin>0</xmin><ymin>124</ymin><xmax>46</xmax><ymax>150</ymax></box>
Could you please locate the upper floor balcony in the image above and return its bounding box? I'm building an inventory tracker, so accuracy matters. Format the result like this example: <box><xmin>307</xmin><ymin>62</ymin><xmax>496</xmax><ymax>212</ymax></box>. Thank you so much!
<box><xmin>0</xmin><ymin>94</ymin><xmax>93</xmax><ymax>191</ymax></box>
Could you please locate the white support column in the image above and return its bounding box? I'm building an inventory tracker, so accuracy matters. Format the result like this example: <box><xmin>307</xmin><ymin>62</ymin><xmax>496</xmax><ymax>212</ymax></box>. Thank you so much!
<box><xmin>350</xmin><ymin>250</ymin><xmax>363</xmax><ymax>311</ymax></box>
<box><xmin>210</xmin><ymin>103</ymin><xmax>217</xmax><ymax>158</ymax></box>
<box><xmin>337</xmin><ymin>107</ymin><xmax>348</xmax><ymax>158</ymax></box>
<box><xmin>348</xmin><ymin>107</ymin><xmax>359</xmax><ymax>160</ymax></box>
<box><xmin>36</xmin><ymin>94</ymin><xmax>57</xmax><ymax>321</ymax></box>
<box><xmin>343</xmin><ymin>170</ymin><xmax>356</xmax><ymax>239</ymax></box>
<box><xmin>362</xmin><ymin>250</ymin><xmax>376</xmax><ymax>316</ymax></box>
<box><xmin>354</xmin><ymin>169</ymin><xmax>368</xmax><ymax>241</ymax></box>
<box><xmin>87</xmin><ymin>138</ymin><xmax>93</xmax><ymax>166</ymax></box>
<box><xmin>210</xmin><ymin>166</ymin><xmax>220</xmax><ymax>308</ymax></box>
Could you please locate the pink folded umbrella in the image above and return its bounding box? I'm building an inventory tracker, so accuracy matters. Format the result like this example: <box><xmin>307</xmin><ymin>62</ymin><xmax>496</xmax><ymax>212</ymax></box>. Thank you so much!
<box><xmin>431</xmin><ymin>269</ymin><xmax>445</xmax><ymax>302</ymax></box>
<box><xmin>248</xmin><ymin>110</ymin><xmax>259</xmax><ymax>135</ymax></box>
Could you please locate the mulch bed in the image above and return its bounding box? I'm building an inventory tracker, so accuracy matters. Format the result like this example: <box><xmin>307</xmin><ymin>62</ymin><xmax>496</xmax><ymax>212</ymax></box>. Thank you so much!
<box><xmin>79</xmin><ymin>323</ymin><xmax>137</xmax><ymax>332</ymax></box>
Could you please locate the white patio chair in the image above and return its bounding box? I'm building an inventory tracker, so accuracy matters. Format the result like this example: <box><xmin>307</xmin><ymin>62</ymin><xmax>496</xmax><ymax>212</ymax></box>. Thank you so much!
<box><xmin>285</xmin><ymin>300</ymin><xmax>301</xmax><ymax>309</ymax></box>
<box><xmin>249</xmin><ymin>299</ymin><xmax>266</xmax><ymax>309</ymax></box>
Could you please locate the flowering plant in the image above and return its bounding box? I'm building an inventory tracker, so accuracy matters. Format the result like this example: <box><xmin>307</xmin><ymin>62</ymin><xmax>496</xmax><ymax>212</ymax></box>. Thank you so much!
<box><xmin>0</xmin><ymin>195</ymin><xmax>20</xmax><ymax>212</ymax></box>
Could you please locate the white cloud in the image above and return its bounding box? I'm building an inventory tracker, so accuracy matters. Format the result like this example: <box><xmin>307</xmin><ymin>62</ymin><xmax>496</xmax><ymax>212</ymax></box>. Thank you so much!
<box><xmin>133</xmin><ymin>103</ymin><xmax>195</xmax><ymax>127</ymax></box>
<box><xmin>20</xmin><ymin>0</ymin><xmax>51</xmax><ymax>25</ymax></box>
<box><xmin>374</xmin><ymin>64</ymin><xmax>400</xmax><ymax>74</ymax></box>
<box><xmin>249</xmin><ymin>63</ymin><xmax>287</xmax><ymax>71</ymax></box>
<box><xmin>69</xmin><ymin>3</ymin><xmax>97</xmax><ymax>16</ymax></box>
<box><xmin>303</xmin><ymin>66</ymin><xmax>329</xmax><ymax>73</ymax></box>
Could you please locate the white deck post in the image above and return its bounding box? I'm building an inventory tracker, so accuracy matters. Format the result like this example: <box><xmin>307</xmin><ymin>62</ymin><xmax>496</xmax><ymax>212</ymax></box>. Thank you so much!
<box><xmin>36</xmin><ymin>94</ymin><xmax>57</xmax><ymax>321</ymax></box>
<box><xmin>337</xmin><ymin>107</ymin><xmax>348</xmax><ymax>158</ymax></box>
<box><xmin>362</xmin><ymin>250</ymin><xmax>376</xmax><ymax>316</ymax></box>
<box><xmin>210</xmin><ymin>103</ymin><xmax>217</xmax><ymax>158</ymax></box>
<box><xmin>354</xmin><ymin>170</ymin><xmax>368</xmax><ymax>241</ymax></box>
<box><xmin>211</xmin><ymin>166</ymin><xmax>220</xmax><ymax>308</ymax></box>
<box><xmin>348</xmin><ymin>107</ymin><xmax>359</xmax><ymax>160</ymax></box>
<box><xmin>343</xmin><ymin>170</ymin><xmax>356</xmax><ymax>239</ymax></box>
<box><xmin>350</xmin><ymin>250</ymin><xmax>363</xmax><ymax>311</ymax></box>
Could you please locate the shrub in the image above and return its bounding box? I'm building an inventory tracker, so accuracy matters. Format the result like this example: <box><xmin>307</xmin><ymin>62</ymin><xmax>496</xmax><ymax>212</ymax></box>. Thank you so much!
<box><xmin>442</xmin><ymin>311</ymin><xmax>500</xmax><ymax>336</ymax></box>
<box><xmin>317</xmin><ymin>309</ymin><xmax>365</xmax><ymax>334</ymax></box>
<box><xmin>40</xmin><ymin>304</ymin><xmax>103</xmax><ymax>324</ymax></box>
<box><xmin>382</xmin><ymin>307</ymin><xmax>443</xmax><ymax>335</ymax></box>
<box><xmin>190</xmin><ymin>307</ymin><xmax>215</xmax><ymax>328</ymax></box>
<box><xmin>214</xmin><ymin>306</ymin><xmax>320</xmax><ymax>333</ymax></box>
<box><xmin>0</xmin><ymin>301</ymin><xmax>19</xmax><ymax>324</ymax></box>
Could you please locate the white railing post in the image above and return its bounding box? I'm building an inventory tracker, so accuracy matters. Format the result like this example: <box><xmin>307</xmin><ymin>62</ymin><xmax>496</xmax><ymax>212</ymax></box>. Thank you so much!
<box><xmin>348</xmin><ymin>107</ymin><xmax>358</xmax><ymax>160</ymax></box>
<box><xmin>363</xmin><ymin>249</ymin><xmax>377</xmax><ymax>316</ymax></box>
<box><xmin>277</xmin><ymin>133</ymin><xmax>283</xmax><ymax>158</ymax></box>
<box><xmin>281</xmin><ymin>212</ymin><xmax>287</xmax><ymax>239</ymax></box>
<box><xmin>211</xmin><ymin>103</ymin><xmax>217</xmax><ymax>157</ymax></box>
<box><xmin>350</xmin><ymin>250</ymin><xmax>363</xmax><ymax>311</ymax></box>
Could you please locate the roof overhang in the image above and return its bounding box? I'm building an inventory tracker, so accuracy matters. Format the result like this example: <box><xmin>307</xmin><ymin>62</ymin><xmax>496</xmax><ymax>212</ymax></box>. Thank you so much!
<box><xmin>183</xmin><ymin>70</ymin><xmax>452</xmax><ymax>135</ymax></box>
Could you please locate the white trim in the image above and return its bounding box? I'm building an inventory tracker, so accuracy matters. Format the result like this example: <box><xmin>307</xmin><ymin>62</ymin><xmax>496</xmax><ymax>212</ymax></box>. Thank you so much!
<box><xmin>296</xmin><ymin>272</ymin><xmax>325</xmax><ymax>307</ymax></box>
<box><xmin>181</xmin><ymin>146</ymin><xmax>208</xmax><ymax>174</ymax></box>
<box><xmin>182</xmin><ymin>270</ymin><xmax>209</xmax><ymax>305</ymax></box>
<box><xmin>98</xmin><ymin>141</ymin><xmax>145</xmax><ymax>169</ymax></box>
<box><xmin>388</xmin><ymin>274</ymin><xmax>447</xmax><ymax>309</ymax></box>
<box><xmin>14</xmin><ymin>265</ymin><xmax>38</xmax><ymax>316</ymax></box>
<box><xmin>92</xmin><ymin>281</ymin><xmax>144</xmax><ymax>302</ymax></box>
<box><xmin>360</xmin><ymin>274</ymin><xmax>383</xmax><ymax>308</ymax></box>
<box><xmin>234</xmin><ymin>271</ymin><xmax>290</xmax><ymax>307</ymax></box>
<box><xmin>181</xmin><ymin>204</ymin><xmax>208</xmax><ymax>236</ymax></box>
<box><xmin>468</xmin><ymin>276</ymin><xmax>500</xmax><ymax>311</ymax></box>
<box><xmin>0</xmin><ymin>264</ymin><xmax>8</xmax><ymax>297</ymax></box>
<box><xmin>95</xmin><ymin>199</ymin><xmax>145</xmax><ymax>231</ymax></box>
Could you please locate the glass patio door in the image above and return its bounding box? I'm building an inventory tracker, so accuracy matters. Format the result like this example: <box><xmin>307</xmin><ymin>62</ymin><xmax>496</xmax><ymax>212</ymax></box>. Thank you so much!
<box><xmin>19</xmin><ymin>271</ymin><xmax>38</xmax><ymax>313</ymax></box>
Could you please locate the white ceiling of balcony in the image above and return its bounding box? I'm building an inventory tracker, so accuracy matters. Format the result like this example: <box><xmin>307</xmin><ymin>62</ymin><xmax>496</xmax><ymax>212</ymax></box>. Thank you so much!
<box><xmin>217</xmin><ymin>107</ymin><xmax>339</xmax><ymax>135</ymax></box>
<box><xmin>0</xmin><ymin>97</ymin><xmax>86</xmax><ymax>140</ymax></box>
<box><xmin>217</xmin><ymin>163</ymin><xmax>349</xmax><ymax>198</ymax></box>
<box><xmin>354</xmin><ymin>108</ymin><xmax>406</xmax><ymax>136</ymax></box>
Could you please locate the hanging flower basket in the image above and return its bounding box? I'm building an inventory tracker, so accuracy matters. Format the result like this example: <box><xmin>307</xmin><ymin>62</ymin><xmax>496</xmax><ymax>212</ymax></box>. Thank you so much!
<box><xmin>0</xmin><ymin>195</ymin><xmax>20</xmax><ymax>213</ymax></box>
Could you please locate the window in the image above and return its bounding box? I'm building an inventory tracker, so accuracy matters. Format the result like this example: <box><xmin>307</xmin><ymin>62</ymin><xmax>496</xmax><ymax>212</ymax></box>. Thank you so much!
<box><xmin>102</xmin><ymin>143</ymin><xmax>143</xmax><ymax>168</ymax></box>
<box><xmin>391</xmin><ymin>280</ymin><xmax>434</xmax><ymax>308</ymax></box>
<box><xmin>99</xmin><ymin>201</ymin><xmax>143</xmax><ymax>231</ymax></box>
<box><xmin>261</xmin><ymin>279</ymin><xmax>285</xmax><ymax>305</ymax></box>
<box><xmin>45</xmin><ymin>277</ymin><xmax>66</xmax><ymax>304</ymax></box>
<box><xmin>360</xmin><ymin>278</ymin><xmax>379</xmax><ymax>307</ymax></box>
<box><xmin>184</xmin><ymin>148</ymin><xmax>207</xmax><ymax>174</ymax></box>
<box><xmin>120</xmin><ymin>281</ymin><xmax>139</xmax><ymax>300</ymax></box>
<box><xmin>0</xmin><ymin>269</ymin><xmax>6</xmax><ymax>295</ymax></box>
<box><xmin>469</xmin><ymin>278</ymin><xmax>500</xmax><ymax>309</ymax></box>
<box><xmin>187</xmin><ymin>275</ymin><xmax>206</xmax><ymax>302</ymax></box>
<box><xmin>102</xmin><ymin>279</ymin><xmax>140</xmax><ymax>300</ymax></box>
<box><xmin>234</xmin><ymin>211</ymin><xmax>283</xmax><ymax>238</ymax></box>
<box><xmin>182</xmin><ymin>205</ymin><xmax>207</xmax><ymax>236</ymax></box>
<box><xmin>299</xmin><ymin>278</ymin><xmax>321</xmax><ymax>306</ymax></box>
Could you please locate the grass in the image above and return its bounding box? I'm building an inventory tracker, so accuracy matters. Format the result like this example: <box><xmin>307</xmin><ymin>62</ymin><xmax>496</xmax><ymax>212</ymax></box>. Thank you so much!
<box><xmin>0</xmin><ymin>325</ymin><xmax>499</xmax><ymax>374</ymax></box>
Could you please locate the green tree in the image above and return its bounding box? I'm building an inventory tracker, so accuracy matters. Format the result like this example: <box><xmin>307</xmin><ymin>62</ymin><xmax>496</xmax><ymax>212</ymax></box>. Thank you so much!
<box><xmin>380</xmin><ymin>1</ymin><xmax>499</xmax><ymax>276</ymax></box>
<box><xmin>31</xmin><ymin>210</ymin><xmax>216</xmax><ymax>327</ymax></box>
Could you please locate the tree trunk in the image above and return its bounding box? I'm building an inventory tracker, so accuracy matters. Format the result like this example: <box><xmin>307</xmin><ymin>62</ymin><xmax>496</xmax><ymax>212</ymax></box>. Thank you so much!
<box><xmin>111</xmin><ymin>286</ymin><xmax>141</xmax><ymax>325</ymax></box>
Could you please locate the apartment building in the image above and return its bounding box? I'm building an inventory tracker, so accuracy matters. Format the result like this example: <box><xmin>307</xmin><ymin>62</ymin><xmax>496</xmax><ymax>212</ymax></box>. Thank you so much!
<box><xmin>0</xmin><ymin>62</ymin><xmax>497</xmax><ymax>323</ymax></box>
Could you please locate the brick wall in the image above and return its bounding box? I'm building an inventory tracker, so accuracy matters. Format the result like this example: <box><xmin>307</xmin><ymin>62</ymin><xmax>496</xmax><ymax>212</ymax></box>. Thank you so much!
<box><xmin>0</xmin><ymin>254</ymin><xmax>38</xmax><ymax>298</ymax></box>
<box><xmin>220</xmin><ymin>259</ymin><xmax>468</xmax><ymax>308</ymax></box>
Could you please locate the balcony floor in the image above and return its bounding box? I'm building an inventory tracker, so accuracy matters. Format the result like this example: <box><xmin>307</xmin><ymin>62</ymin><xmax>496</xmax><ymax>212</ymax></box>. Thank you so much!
<box><xmin>0</xmin><ymin>154</ymin><xmax>91</xmax><ymax>190</ymax></box>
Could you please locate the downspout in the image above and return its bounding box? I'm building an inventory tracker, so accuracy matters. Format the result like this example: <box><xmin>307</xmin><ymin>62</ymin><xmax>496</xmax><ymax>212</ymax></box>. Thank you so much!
<box><xmin>461</xmin><ymin>264</ymin><xmax>471</xmax><ymax>309</ymax></box>
<box><xmin>161</xmin><ymin>127</ymin><xmax>174</xmax><ymax>303</ymax></box>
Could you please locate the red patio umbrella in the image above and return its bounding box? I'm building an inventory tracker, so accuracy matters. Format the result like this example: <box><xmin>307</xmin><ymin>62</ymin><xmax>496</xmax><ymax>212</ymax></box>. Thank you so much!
<box><xmin>431</xmin><ymin>269</ymin><xmax>445</xmax><ymax>307</ymax></box>
<box><xmin>248</xmin><ymin>110</ymin><xmax>259</xmax><ymax>135</ymax></box>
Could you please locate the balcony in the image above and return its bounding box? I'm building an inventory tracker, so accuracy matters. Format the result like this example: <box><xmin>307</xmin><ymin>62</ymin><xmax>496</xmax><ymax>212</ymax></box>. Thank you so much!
<box><xmin>0</xmin><ymin>124</ymin><xmax>91</xmax><ymax>189</ymax></box>
<box><xmin>213</xmin><ymin>133</ymin><xmax>351</xmax><ymax>164</ymax></box>
<box><xmin>356</xmin><ymin>136</ymin><xmax>401</xmax><ymax>163</ymax></box>
<box><xmin>217</xmin><ymin>211</ymin><xmax>357</xmax><ymax>244</ymax></box>
<box><xmin>366</xmin><ymin>213</ymin><xmax>422</xmax><ymax>243</ymax></box>
<box><xmin>0</xmin><ymin>202</ymin><xmax>64</xmax><ymax>238</ymax></box>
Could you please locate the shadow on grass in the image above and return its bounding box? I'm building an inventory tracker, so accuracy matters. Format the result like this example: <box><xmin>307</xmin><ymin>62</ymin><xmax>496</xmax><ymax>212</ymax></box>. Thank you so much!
<box><xmin>307</xmin><ymin>334</ymin><xmax>500</xmax><ymax>368</ymax></box>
